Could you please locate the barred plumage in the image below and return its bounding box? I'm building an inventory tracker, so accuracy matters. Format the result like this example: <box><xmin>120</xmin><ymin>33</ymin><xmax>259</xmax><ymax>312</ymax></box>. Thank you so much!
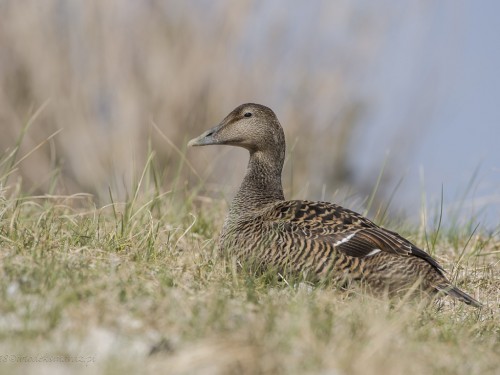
<box><xmin>188</xmin><ymin>103</ymin><xmax>481</xmax><ymax>307</ymax></box>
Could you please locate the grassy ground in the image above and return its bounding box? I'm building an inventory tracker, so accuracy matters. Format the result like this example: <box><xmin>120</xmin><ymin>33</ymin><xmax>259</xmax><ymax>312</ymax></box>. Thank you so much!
<box><xmin>0</xmin><ymin>158</ymin><xmax>499</xmax><ymax>375</ymax></box>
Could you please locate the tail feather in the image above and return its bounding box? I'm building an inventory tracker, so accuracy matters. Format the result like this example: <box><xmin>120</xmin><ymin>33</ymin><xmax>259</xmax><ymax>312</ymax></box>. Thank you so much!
<box><xmin>436</xmin><ymin>284</ymin><xmax>482</xmax><ymax>308</ymax></box>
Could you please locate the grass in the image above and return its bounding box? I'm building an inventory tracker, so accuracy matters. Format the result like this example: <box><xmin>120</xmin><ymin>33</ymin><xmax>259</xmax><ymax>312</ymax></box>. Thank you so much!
<box><xmin>0</xmin><ymin>142</ymin><xmax>499</xmax><ymax>375</ymax></box>
<box><xmin>1</xmin><ymin>3</ymin><xmax>498</xmax><ymax>373</ymax></box>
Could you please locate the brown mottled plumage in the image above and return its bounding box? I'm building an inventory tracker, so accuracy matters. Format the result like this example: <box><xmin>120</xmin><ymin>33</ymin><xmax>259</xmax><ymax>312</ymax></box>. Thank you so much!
<box><xmin>188</xmin><ymin>103</ymin><xmax>481</xmax><ymax>307</ymax></box>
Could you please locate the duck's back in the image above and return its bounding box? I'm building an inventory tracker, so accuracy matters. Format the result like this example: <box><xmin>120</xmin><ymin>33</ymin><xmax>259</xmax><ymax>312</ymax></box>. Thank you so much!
<box><xmin>220</xmin><ymin>199</ymin><xmax>478</xmax><ymax>305</ymax></box>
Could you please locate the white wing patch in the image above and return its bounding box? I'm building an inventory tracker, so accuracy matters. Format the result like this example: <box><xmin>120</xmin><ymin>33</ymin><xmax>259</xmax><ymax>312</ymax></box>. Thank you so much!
<box><xmin>334</xmin><ymin>233</ymin><xmax>355</xmax><ymax>246</ymax></box>
<box><xmin>366</xmin><ymin>249</ymin><xmax>381</xmax><ymax>257</ymax></box>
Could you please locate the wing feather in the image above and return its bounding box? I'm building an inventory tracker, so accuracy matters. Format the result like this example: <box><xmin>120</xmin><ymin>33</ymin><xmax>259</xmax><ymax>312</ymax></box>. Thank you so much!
<box><xmin>265</xmin><ymin>200</ymin><xmax>445</xmax><ymax>274</ymax></box>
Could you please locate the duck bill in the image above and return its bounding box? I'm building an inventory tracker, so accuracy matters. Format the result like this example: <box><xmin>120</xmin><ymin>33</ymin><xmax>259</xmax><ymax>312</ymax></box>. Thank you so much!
<box><xmin>187</xmin><ymin>124</ymin><xmax>221</xmax><ymax>147</ymax></box>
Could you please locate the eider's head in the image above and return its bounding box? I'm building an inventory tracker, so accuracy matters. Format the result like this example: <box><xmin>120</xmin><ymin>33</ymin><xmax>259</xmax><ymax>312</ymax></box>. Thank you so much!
<box><xmin>188</xmin><ymin>103</ymin><xmax>285</xmax><ymax>158</ymax></box>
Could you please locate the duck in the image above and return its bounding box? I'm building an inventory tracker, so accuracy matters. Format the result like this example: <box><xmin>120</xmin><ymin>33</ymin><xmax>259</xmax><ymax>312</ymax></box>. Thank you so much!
<box><xmin>188</xmin><ymin>103</ymin><xmax>481</xmax><ymax>307</ymax></box>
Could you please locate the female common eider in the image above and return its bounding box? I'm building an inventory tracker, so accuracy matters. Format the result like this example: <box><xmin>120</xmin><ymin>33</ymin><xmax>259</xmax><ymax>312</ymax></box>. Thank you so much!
<box><xmin>188</xmin><ymin>103</ymin><xmax>481</xmax><ymax>307</ymax></box>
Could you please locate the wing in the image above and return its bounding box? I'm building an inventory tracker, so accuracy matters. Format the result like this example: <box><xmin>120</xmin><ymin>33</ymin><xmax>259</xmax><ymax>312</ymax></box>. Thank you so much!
<box><xmin>264</xmin><ymin>200</ymin><xmax>445</xmax><ymax>274</ymax></box>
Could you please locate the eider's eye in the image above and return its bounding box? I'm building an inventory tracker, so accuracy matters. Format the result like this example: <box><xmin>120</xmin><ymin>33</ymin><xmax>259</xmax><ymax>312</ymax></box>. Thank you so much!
<box><xmin>244</xmin><ymin>112</ymin><xmax>252</xmax><ymax>118</ymax></box>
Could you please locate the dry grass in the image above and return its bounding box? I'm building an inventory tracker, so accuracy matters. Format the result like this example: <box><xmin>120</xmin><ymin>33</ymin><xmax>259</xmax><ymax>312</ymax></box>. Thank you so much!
<box><xmin>0</xmin><ymin>142</ymin><xmax>499</xmax><ymax>374</ymax></box>
<box><xmin>1</xmin><ymin>2</ymin><xmax>499</xmax><ymax>374</ymax></box>
<box><xmin>0</xmin><ymin>0</ymin><xmax>400</xmax><ymax>204</ymax></box>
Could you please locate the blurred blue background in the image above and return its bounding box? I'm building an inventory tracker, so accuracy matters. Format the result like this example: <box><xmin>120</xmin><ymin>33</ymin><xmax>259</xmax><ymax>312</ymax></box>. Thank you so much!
<box><xmin>351</xmin><ymin>0</ymin><xmax>500</xmax><ymax>227</ymax></box>
<box><xmin>0</xmin><ymin>0</ymin><xmax>498</xmax><ymax>227</ymax></box>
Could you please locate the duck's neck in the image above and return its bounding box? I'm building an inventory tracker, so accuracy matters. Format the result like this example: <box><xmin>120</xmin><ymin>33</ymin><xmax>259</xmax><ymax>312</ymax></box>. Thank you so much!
<box><xmin>229</xmin><ymin>150</ymin><xmax>285</xmax><ymax>216</ymax></box>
